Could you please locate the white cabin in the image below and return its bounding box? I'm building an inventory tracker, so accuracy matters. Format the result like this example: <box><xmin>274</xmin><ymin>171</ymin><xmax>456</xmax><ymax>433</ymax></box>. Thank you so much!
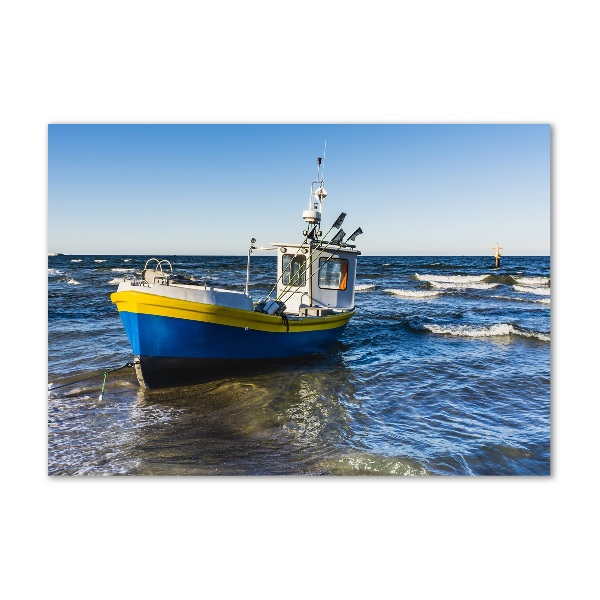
<box><xmin>271</xmin><ymin>242</ymin><xmax>360</xmax><ymax>314</ymax></box>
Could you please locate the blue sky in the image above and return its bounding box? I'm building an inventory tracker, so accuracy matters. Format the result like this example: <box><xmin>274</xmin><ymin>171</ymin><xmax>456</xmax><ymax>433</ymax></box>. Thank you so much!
<box><xmin>48</xmin><ymin>124</ymin><xmax>550</xmax><ymax>255</ymax></box>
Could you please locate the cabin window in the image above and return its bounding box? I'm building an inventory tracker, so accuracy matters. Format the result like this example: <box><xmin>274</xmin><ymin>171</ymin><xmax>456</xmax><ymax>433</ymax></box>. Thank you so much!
<box><xmin>318</xmin><ymin>258</ymin><xmax>348</xmax><ymax>290</ymax></box>
<box><xmin>282</xmin><ymin>254</ymin><xmax>307</xmax><ymax>286</ymax></box>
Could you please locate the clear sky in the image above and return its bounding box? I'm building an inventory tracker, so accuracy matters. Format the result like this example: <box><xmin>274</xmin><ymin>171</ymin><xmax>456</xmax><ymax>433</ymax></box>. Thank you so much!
<box><xmin>48</xmin><ymin>124</ymin><xmax>550</xmax><ymax>256</ymax></box>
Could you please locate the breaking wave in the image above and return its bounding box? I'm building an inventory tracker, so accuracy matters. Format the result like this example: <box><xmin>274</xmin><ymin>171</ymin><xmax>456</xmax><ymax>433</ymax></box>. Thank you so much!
<box><xmin>429</xmin><ymin>281</ymin><xmax>499</xmax><ymax>290</ymax></box>
<box><xmin>48</xmin><ymin>268</ymin><xmax>63</xmax><ymax>276</ymax></box>
<box><xmin>414</xmin><ymin>273</ymin><xmax>501</xmax><ymax>289</ymax></box>
<box><xmin>415</xmin><ymin>273</ymin><xmax>488</xmax><ymax>283</ymax></box>
<box><xmin>94</xmin><ymin>259</ymin><xmax>106</xmax><ymax>263</ymax></box>
<box><xmin>111</xmin><ymin>268</ymin><xmax>135</xmax><ymax>272</ymax></box>
<box><xmin>409</xmin><ymin>321</ymin><xmax>550</xmax><ymax>342</ymax></box>
<box><xmin>108</xmin><ymin>277</ymin><xmax>125</xmax><ymax>285</ymax></box>
<box><xmin>484</xmin><ymin>274</ymin><xmax>518</xmax><ymax>285</ymax></box>
<box><xmin>356</xmin><ymin>284</ymin><xmax>376</xmax><ymax>291</ymax></box>
<box><xmin>513</xmin><ymin>285</ymin><xmax>551</xmax><ymax>296</ymax></box>
<box><xmin>386</xmin><ymin>289</ymin><xmax>441</xmax><ymax>298</ymax></box>
<box><xmin>66</xmin><ymin>278</ymin><xmax>81</xmax><ymax>285</ymax></box>
<box><xmin>514</xmin><ymin>276</ymin><xmax>550</xmax><ymax>286</ymax></box>
<box><xmin>71</xmin><ymin>259</ymin><xmax>82</xmax><ymax>263</ymax></box>
<box><xmin>491</xmin><ymin>295</ymin><xmax>551</xmax><ymax>305</ymax></box>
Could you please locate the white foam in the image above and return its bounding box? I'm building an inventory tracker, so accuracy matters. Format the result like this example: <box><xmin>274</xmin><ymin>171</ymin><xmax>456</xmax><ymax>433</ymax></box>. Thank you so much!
<box><xmin>111</xmin><ymin>268</ymin><xmax>135</xmax><ymax>272</ymax></box>
<box><xmin>514</xmin><ymin>276</ymin><xmax>550</xmax><ymax>286</ymax></box>
<box><xmin>356</xmin><ymin>284</ymin><xmax>376</xmax><ymax>291</ymax></box>
<box><xmin>514</xmin><ymin>328</ymin><xmax>550</xmax><ymax>341</ymax></box>
<box><xmin>424</xmin><ymin>322</ymin><xmax>550</xmax><ymax>341</ymax></box>
<box><xmin>66</xmin><ymin>278</ymin><xmax>81</xmax><ymax>285</ymax></box>
<box><xmin>94</xmin><ymin>259</ymin><xmax>106</xmax><ymax>263</ymax></box>
<box><xmin>513</xmin><ymin>285</ymin><xmax>551</xmax><ymax>296</ymax></box>
<box><xmin>429</xmin><ymin>281</ymin><xmax>499</xmax><ymax>290</ymax></box>
<box><xmin>124</xmin><ymin>259</ymin><xmax>132</xmax><ymax>262</ymax></box>
<box><xmin>108</xmin><ymin>277</ymin><xmax>124</xmax><ymax>285</ymax></box>
<box><xmin>386</xmin><ymin>289</ymin><xmax>441</xmax><ymax>298</ymax></box>
<box><xmin>491</xmin><ymin>295</ymin><xmax>551</xmax><ymax>306</ymax></box>
<box><xmin>415</xmin><ymin>273</ymin><xmax>487</xmax><ymax>283</ymax></box>
<box><xmin>71</xmin><ymin>259</ymin><xmax>82</xmax><ymax>262</ymax></box>
<box><xmin>48</xmin><ymin>268</ymin><xmax>63</xmax><ymax>276</ymax></box>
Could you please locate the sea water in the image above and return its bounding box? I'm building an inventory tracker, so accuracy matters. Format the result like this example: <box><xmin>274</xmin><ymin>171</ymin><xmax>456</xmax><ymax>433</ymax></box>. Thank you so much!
<box><xmin>48</xmin><ymin>255</ymin><xmax>550</xmax><ymax>475</ymax></box>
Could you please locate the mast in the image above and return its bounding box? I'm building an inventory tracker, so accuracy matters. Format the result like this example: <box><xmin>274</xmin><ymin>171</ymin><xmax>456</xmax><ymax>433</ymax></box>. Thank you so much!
<box><xmin>302</xmin><ymin>155</ymin><xmax>328</xmax><ymax>241</ymax></box>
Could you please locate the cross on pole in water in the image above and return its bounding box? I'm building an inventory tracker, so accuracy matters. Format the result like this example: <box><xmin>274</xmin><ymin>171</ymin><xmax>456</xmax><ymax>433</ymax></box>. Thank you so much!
<box><xmin>493</xmin><ymin>243</ymin><xmax>503</xmax><ymax>268</ymax></box>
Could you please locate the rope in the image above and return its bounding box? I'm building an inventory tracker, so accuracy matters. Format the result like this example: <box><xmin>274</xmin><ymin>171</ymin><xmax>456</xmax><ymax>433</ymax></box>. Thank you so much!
<box><xmin>48</xmin><ymin>361</ymin><xmax>136</xmax><ymax>398</ymax></box>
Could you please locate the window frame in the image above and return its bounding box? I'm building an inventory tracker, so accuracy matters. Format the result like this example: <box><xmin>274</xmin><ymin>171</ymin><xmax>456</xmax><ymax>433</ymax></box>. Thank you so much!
<box><xmin>282</xmin><ymin>253</ymin><xmax>307</xmax><ymax>287</ymax></box>
<box><xmin>318</xmin><ymin>257</ymin><xmax>349</xmax><ymax>290</ymax></box>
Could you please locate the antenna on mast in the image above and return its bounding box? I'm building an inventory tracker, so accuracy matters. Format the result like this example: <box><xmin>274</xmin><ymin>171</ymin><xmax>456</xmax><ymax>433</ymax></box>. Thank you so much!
<box><xmin>315</xmin><ymin>141</ymin><xmax>326</xmax><ymax>181</ymax></box>
<box><xmin>303</xmin><ymin>149</ymin><xmax>328</xmax><ymax>236</ymax></box>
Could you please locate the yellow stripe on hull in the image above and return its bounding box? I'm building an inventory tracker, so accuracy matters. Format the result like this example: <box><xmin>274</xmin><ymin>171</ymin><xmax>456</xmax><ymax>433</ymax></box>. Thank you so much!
<box><xmin>111</xmin><ymin>290</ymin><xmax>354</xmax><ymax>333</ymax></box>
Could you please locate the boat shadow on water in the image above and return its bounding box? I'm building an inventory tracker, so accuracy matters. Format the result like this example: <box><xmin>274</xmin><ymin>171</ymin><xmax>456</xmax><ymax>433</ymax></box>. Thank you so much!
<box><xmin>124</xmin><ymin>346</ymin><xmax>377</xmax><ymax>475</ymax></box>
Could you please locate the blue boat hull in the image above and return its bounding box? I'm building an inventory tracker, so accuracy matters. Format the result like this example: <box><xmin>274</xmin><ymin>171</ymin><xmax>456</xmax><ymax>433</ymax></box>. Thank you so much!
<box><xmin>120</xmin><ymin>311</ymin><xmax>348</xmax><ymax>360</ymax></box>
<box><xmin>111</xmin><ymin>290</ymin><xmax>354</xmax><ymax>387</ymax></box>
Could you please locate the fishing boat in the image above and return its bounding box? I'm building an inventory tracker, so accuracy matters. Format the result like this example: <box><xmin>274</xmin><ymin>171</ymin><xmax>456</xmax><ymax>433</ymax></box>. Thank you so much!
<box><xmin>110</xmin><ymin>157</ymin><xmax>363</xmax><ymax>388</ymax></box>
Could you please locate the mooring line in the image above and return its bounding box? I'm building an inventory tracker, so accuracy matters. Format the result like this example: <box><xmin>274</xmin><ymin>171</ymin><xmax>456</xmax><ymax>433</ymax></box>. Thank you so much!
<box><xmin>48</xmin><ymin>361</ymin><xmax>136</xmax><ymax>400</ymax></box>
